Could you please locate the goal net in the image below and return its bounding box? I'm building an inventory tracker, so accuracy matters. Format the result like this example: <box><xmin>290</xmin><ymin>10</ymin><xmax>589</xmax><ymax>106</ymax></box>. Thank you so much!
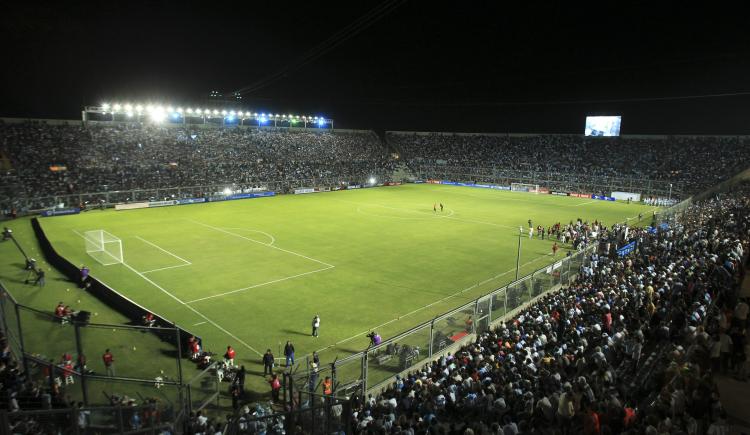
<box><xmin>84</xmin><ymin>230</ymin><xmax>123</xmax><ymax>266</ymax></box>
<box><xmin>511</xmin><ymin>183</ymin><xmax>540</xmax><ymax>193</ymax></box>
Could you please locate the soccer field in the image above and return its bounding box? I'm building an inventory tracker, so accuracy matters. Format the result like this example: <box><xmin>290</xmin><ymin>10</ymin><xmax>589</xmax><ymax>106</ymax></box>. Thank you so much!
<box><xmin>37</xmin><ymin>184</ymin><xmax>654</xmax><ymax>379</ymax></box>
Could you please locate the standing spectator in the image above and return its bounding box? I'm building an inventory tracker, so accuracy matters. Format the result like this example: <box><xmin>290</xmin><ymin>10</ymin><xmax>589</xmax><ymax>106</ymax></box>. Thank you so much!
<box><xmin>102</xmin><ymin>349</ymin><xmax>114</xmax><ymax>377</ymax></box>
<box><xmin>552</xmin><ymin>242</ymin><xmax>559</xmax><ymax>256</ymax></box>
<box><xmin>34</xmin><ymin>268</ymin><xmax>45</xmax><ymax>287</ymax></box>
<box><xmin>236</xmin><ymin>365</ymin><xmax>246</xmax><ymax>396</ymax></box>
<box><xmin>79</xmin><ymin>265</ymin><xmax>90</xmax><ymax>288</ymax></box>
<box><xmin>224</xmin><ymin>345</ymin><xmax>236</xmax><ymax>367</ymax></box>
<box><xmin>312</xmin><ymin>315</ymin><xmax>320</xmax><ymax>337</ymax></box>
<box><xmin>284</xmin><ymin>341</ymin><xmax>295</xmax><ymax>367</ymax></box>
<box><xmin>262</xmin><ymin>349</ymin><xmax>274</xmax><ymax>376</ymax></box>
<box><xmin>269</xmin><ymin>374</ymin><xmax>281</xmax><ymax>403</ymax></box>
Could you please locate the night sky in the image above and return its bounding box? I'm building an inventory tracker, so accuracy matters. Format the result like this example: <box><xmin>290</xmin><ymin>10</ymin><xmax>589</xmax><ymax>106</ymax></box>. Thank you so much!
<box><xmin>2</xmin><ymin>1</ymin><xmax>749</xmax><ymax>134</ymax></box>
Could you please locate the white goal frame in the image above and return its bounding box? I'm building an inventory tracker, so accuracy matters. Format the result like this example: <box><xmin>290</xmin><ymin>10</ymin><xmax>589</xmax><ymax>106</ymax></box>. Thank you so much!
<box><xmin>510</xmin><ymin>183</ymin><xmax>540</xmax><ymax>194</ymax></box>
<box><xmin>84</xmin><ymin>230</ymin><xmax>123</xmax><ymax>266</ymax></box>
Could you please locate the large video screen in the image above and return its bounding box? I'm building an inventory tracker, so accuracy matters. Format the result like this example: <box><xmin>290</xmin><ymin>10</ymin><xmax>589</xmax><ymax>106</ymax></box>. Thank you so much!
<box><xmin>585</xmin><ymin>116</ymin><xmax>621</xmax><ymax>137</ymax></box>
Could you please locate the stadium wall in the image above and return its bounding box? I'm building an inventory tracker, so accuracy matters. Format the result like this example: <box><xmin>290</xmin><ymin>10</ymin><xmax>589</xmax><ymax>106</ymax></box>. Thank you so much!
<box><xmin>30</xmin><ymin>217</ymin><xmax>201</xmax><ymax>360</ymax></box>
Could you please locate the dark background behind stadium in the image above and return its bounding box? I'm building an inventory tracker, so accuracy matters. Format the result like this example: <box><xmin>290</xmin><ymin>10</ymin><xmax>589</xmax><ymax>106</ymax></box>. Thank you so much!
<box><xmin>1</xmin><ymin>1</ymin><xmax>749</xmax><ymax>134</ymax></box>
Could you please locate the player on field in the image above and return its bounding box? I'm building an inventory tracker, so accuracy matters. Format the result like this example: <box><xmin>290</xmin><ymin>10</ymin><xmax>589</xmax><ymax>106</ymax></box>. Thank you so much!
<box><xmin>439</xmin><ymin>203</ymin><xmax>444</xmax><ymax>212</ymax></box>
<box><xmin>433</xmin><ymin>203</ymin><xmax>437</xmax><ymax>212</ymax></box>
<box><xmin>552</xmin><ymin>242</ymin><xmax>559</xmax><ymax>256</ymax></box>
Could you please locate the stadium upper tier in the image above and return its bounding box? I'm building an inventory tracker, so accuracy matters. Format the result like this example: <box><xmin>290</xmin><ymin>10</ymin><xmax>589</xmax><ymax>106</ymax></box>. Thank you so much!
<box><xmin>389</xmin><ymin>131</ymin><xmax>750</xmax><ymax>197</ymax></box>
<box><xmin>2</xmin><ymin>120</ymin><xmax>750</xmax><ymax>210</ymax></box>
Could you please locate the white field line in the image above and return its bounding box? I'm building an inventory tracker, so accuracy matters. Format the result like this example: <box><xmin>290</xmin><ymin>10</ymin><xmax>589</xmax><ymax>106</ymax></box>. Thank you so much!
<box><xmin>72</xmin><ymin>230</ymin><xmax>264</xmax><ymax>357</ymax></box>
<box><xmin>193</xmin><ymin>321</ymin><xmax>207</xmax><ymax>326</ymax></box>
<box><xmin>185</xmin><ymin>265</ymin><xmax>334</xmax><ymax>304</ymax></box>
<box><xmin>187</xmin><ymin>219</ymin><xmax>334</xmax><ymax>268</ymax></box>
<box><xmin>135</xmin><ymin>236</ymin><xmax>192</xmax><ymax>265</ymax></box>
<box><xmin>140</xmin><ymin>263</ymin><xmax>192</xmax><ymax>274</ymax></box>
<box><xmin>573</xmin><ymin>200</ymin><xmax>597</xmax><ymax>206</ymax></box>
<box><xmin>312</xmin><ymin>251</ymin><xmax>555</xmax><ymax>354</ymax></box>
<box><xmin>220</xmin><ymin>228</ymin><xmax>276</xmax><ymax>245</ymax></box>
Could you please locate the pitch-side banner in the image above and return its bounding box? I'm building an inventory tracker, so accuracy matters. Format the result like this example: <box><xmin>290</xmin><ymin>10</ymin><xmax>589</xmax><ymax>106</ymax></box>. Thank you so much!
<box><xmin>40</xmin><ymin>207</ymin><xmax>81</xmax><ymax>217</ymax></box>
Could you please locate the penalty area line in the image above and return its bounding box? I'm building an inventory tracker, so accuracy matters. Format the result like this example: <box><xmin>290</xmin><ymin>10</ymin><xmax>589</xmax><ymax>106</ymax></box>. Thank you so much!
<box><xmin>185</xmin><ymin>265</ymin><xmax>335</xmax><ymax>304</ymax></box>
<box><xmin>71</xmin><ymin>230</ymin><xmax>264</xmax><ymax>357</ymax></box>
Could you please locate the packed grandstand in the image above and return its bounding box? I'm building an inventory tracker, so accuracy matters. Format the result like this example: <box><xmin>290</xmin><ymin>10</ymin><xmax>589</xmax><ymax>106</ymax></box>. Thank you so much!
<box><xmin>0</xmin><ymin>117</ymin><xmax>749</xmax><ymax>434</ymax></box>
<box><xmin>2</xmin><ymin>119</ymin><xmax>750</xmax><ymax>213</ymax></box>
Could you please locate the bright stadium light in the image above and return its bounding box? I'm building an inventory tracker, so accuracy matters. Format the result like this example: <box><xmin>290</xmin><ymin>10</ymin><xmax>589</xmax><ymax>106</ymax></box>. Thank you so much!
<box><xmin>113</xmin><ymin>104</ymin><xmax>122</xmax><ymax>111</ymax></box>
<box><xmin>187</xmin><ymin>108</ymin><xmax>193</xmax><ymax>114</ymax></box>
<box><xmin>223</xmin><ymin>188</ymin><xmax>232</xmax><ymax>195</ymax></box>
<box><xmin>177</xmin><ymin>107</ymin><xmax>184</xmax><ymax>113</ymax></box>
<box><xmin>167</xmin><ymin>106</ymin><xmax>174</xmax><ymax>112</ymax></box>
<box><xmin>282</xmin><ymin>114</ymin><xmax>286</xmax><ymax>118</ymax></box>
<box><xmin>237</xmin><ymin>111</ymin><xmax>243</xmax><ymax>117</ymax></box>
<box><xmin>369</xmin><ymin>177</ymin><xmax>376</xmax><ymax>185</ymax></box>
<box><xmin>259</xmin><ymin>116</ymin><xmax>267</xmax><ymax>124</ymax></box>
<box><xmin>102</xmin><ymin>103</ymin><xmax>110</xmax><ymax>110</ymax></box>
<box><xmin>196</xmin><ymin>109</ymin><xmax>203</xmax><ymax>115</ymax></box>
<box><xmin>253</xmin><ymin>112</ymin><xmax>258</xmax><ymax>117</ymax></box>
<box><xmin>136</xmin><ymin>105</ymin><xmax>143</xmax><ymax>112</ymax></box>
<box><xmin>126</xmin><ymin>112</ymin><xmax>134</xmax><ymax>118</ymax></box>
<box><xmin>124</xmin><ymin>104</ymin><xmax>133</xmax><ymax>111</ymax></box>
<box><xmin>317</xmin><ymin>118</ymin><xmax>326</xmax><ymax>126</ymax></box>
<box><xmin>150</xmin><ymin>110</ymin><xmax>166</xmax><ymax>123</ymax></box>
<box><xmin>221</xmin><ymin>110</ymin><xmax>227</xmax><ymax>115</ymax></box>
<box><xmin>213</xmin><ymin>109</ymin><xmax>219</xmax><ymax>115</ymax></box>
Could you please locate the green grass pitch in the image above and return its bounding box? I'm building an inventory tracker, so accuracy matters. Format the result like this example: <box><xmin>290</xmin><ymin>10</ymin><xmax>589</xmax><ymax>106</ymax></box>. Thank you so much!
<box><xmin>7</xmin><ymin>184</ymin><xmax>655</xmax><ymax>393</ymax></box>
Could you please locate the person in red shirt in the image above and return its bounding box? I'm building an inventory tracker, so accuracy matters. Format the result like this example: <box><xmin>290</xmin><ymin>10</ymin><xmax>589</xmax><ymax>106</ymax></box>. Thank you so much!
<box><xmin>190</xmin><ymin>339</ymin><xmax>200</xmax><ymax>360</ymax></box>
<box><xmin>54</xmin><ymin>302</ymin><xmax>66</xmax><ymax>323</ymax></box>
<box><xmin>582</xmin><ymin>402</ymin><xmax>600</xmax><ymax>435</ymax></box>
<box><xmin>224</xmin><ymin>345</ymin><xmax>236</xmax><ymax>367</ymax></box>
<box><xmin>269</xmin><ymin>374</ymin><xmax>281</xmax><ymax>403</ymax></box>
<box><xmin>102</xmin><ymin>349</ymin><xmax>115</xmax><ymax>377</ymax></box>
<box><xmin>143</xmin><ymin>312</ymin><xmax>155</xmax><ymax>327</ymax></box>
<box><xmin>63</xmin><ymin>361</ymin><xmax>75</xmax><ymax>385</ymax></box>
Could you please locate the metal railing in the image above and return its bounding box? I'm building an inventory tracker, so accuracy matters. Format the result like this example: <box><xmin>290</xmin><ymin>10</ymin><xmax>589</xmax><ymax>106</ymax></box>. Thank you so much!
<box><xmin>290</xmin><ymin>243</ymin><xmax>597</xmax><ymax>397</ymax></box>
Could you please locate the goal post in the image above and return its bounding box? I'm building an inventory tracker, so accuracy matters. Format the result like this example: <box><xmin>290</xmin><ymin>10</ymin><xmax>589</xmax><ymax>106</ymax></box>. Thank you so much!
<box><xmin>84</xmin><ymin>230</ymin><xmax>123</xmax><ymax>266</ymax></box>
<box><xmin>511</xmin><ymin>183</ymin><xmax>540</xmax><ymax>193</ymax></box>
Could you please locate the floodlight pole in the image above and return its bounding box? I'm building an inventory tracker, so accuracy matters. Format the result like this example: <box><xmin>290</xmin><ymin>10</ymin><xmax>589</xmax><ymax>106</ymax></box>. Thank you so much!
<box><xmin>515</xmin><ymin>226</ymin><xmax>523</xmax><ymax>281</ymax></box>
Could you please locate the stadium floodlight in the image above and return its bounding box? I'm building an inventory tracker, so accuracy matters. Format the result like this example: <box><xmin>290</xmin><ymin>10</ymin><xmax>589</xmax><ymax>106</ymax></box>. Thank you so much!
<box><xmin>146</xmin><ymin>104</ymin><xmax>154</xmax><ymax>112</ymax></box>
<box><xmin>177</xmin><ymin>107</ymin><xmax>184</xmax><ymax>113</ymax></box>
<box><xmin>282</xmin><ymin>114</ymin><xmax>286</xmax><ymax>118</ymax></box>
<box><xmin>150</xmin><ymin>110</ymin><xmax>166</xmax><ymax>123</ymax></box>
<box><xmin>167</xmin><ymin>106</ymin><xmax>174</xmax><ymax>112</ymax></box>
<box><xmin>229</xmin><ymin>110</ymin><xmax>236</xmax><ymax>116</ymax></box>
<box><xmin>126</xmin><ymin>112</ymin><xmax>134</xmax><ymax>118</ymax></box>
<box><xmin>317</xmin><ymin>118</ymin><xmax>326</xmax><ymax>126</ymax></box>
<box><xmin>223</xmin><ymin>187</ymin><xmax>232</xmax><ymax>195</ymax></box>
<box><xmin>237</xmin><ymin>111</ymin><xmax>243</xmax><ymax>117</ymax></box>
<box><xmin>113</xmin><ymin>104</ymin><xmax>122</xmax><ymax>111</ymax></box>
<box><xmin>187</xmin><ymin>108</ymin><xmax>193</xmax><ymax>114</ymax></box>
<box><xmin>124</xmin><ymin>104</ymin><xmax>133</xmax><ymax>111</ymax></box>
<box><xmin>253</xmin><ymin>112</ymin><xmax>258</xmax><ymax>116</ymax></box>
<box><xmin>213</xmin><ymin>109</ymin><xmax>219</xmax><ymax>115</ymax></box>
<box><xmin>369</xmin><ymin>177</ymin><xmax>376</xmax><ymax>185</ymax></box>
<box><xmin>136</xmin><ymin>105</ymin><xmax>143</xmax><ymax>112</ymax></box>
<box><xmin>221</xmin><ymin>110</ymin><xmax>227</xmax><ymax>115</ymax></box>
<box><xmin>102</xmin><ymin>103</ymin><xmax>110</xmax><ymax>110</ymax></box>
<box><xmin>313</xmin><ymin>116</ymin><xmax>319</xmax><ymax>120</ymax></box>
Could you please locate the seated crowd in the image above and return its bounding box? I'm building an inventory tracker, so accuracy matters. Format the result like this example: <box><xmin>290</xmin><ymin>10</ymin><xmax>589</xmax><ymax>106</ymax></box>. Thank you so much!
<box><xmin>388</xmin><ymin>132</ymin><xmax>750</xmax><ymax>196</ymax></box>
<box><xmin>350</xmin><ymin>183</ymin><xmax>749</xmax><ymax>434</ymax></box>
<box><xmin>0</xmin><ymin>120</ymin><xmax>394</xmax><ymax>211</ymax></box>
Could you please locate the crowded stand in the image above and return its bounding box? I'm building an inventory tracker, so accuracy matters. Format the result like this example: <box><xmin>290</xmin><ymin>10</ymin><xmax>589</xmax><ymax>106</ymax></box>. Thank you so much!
<box><xmin>349</xmin><ymin>183</ymin><xmax>749</xmax><ymax>434</ymax></box>
<box><xmin>388</xmin><ymin>132</ymin><xmax>750</xmax><ymax>196</ymax></box>
<box><xmin>0</xmin><ymin>120</ymin><xmax>394</xmax><ymax>210</ymax></box>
